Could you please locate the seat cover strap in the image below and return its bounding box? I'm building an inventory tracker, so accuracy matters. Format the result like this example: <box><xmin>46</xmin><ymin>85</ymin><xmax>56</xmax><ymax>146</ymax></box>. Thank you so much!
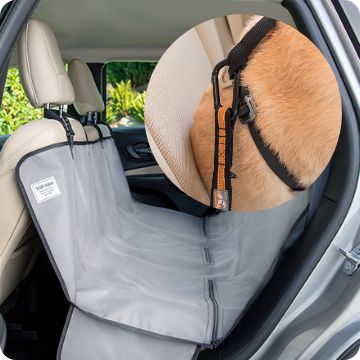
<box><xmin>211</xmin><ymin>106</ymin><xmax>234</xmax><ymax>210</ymax></box>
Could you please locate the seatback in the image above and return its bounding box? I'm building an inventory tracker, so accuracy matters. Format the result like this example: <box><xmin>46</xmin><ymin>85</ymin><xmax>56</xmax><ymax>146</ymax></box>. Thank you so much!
<box><xmin>68</xmin><ymin>59</ymin><xmax>105</xmax><ymax>118</ymax></box>
<box><xmin>0</xmin><ymin>19</ymin><xmax>84</xmax><ymax>304</ymax></box>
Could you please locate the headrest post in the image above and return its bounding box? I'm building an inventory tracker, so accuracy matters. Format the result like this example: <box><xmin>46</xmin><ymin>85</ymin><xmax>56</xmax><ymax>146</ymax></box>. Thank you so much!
<box><xmin>87</xmin><ymin>112</ymin><xmax>93</xmax><ymax>124</ymax></box>
<box><xmin>59</xmin><ymin>105</ymin><xmax>64</xmax><ymax>119</ymax></box>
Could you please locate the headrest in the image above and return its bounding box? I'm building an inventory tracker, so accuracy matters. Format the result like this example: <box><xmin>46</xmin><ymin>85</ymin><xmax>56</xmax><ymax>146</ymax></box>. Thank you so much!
<box><xmin>68</xmin><ymin>59</ymin><xmax>105</xmax><ymax>115</ymax></box>
<box><xmin>17</xmin><ymin>19</ymin><xmax>75</xmax><ymax>108</ymax></box>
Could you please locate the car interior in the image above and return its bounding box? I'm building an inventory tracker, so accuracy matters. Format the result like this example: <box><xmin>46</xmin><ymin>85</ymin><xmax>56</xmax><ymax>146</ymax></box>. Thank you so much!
<box><xmin>0</xmin><ymin>0</ymin><xmax>358</xmax><ymax>359</ymax></box>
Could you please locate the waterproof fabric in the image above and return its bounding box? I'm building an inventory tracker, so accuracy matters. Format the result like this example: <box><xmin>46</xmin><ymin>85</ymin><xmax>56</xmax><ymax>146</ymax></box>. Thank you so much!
<box><xmin>17</xmin><ymin>132</ymin><xmax>308</xmax><ymax>347</ymax></box>
<box><xmin>59</xmin><ymin>306</ymin><xmax>199</xmax><ymax>360</ymax></box>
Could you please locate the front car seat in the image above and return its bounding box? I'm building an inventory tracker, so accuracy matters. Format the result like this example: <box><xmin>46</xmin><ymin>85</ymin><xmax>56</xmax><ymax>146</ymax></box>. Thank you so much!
<box><xmin>0</xmin><ymin>19</ymin><xmax>85</xmax><ymax>304</ymax></box>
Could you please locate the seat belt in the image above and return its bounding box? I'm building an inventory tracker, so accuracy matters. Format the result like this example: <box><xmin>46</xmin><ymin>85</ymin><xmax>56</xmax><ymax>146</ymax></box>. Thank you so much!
<box><xmin>195</xmin><ymin>16</ymin><xmax>234</xmax><ymax>69</ymax></box>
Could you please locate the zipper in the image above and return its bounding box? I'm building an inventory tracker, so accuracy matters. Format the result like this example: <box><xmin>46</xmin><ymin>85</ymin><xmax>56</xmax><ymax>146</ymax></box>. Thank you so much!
<box><xmin>208</xmin><ymin>279</ymin><xmax>219</xmax><ymax>345</ymax></box>
<box><xmin>203</xmin><ymin>216</ymin><xmax>221</xmax><ymax>346</ymax></box>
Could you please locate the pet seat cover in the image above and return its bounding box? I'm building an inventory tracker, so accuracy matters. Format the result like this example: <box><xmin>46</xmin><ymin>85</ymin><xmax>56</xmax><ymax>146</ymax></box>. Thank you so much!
<box><xmin>59</xmin><ymin>306</ymin><xmax>199</xmax><ymax>360</ymax></box>
<box><xmin>17</xmin><ymin>126</ymin><xmax>308</xmax><ymax>356</ymax></box>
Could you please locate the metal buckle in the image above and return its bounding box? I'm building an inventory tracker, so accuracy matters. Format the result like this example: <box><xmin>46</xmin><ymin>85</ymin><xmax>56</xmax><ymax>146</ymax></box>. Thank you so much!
<box><xmin>212</xmin><ymin>59</ymin><xmax>229</xmax><ymax>111</ymax></box>
<box><xmin>243</xmin><ymin>95</ymin><xmax>257</xmax><ymax>123</ymax></box>
<box><xmin>229</xmin><ymin>72</ymin><xmax>257</xmax><ymax>124</ymax></box>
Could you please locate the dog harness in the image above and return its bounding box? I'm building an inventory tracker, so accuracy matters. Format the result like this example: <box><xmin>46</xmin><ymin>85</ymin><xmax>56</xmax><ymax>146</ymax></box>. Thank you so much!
<box><xmin>211</xmin><ymin>17</ymin><xmax>305</xmax><ymax>211</ymax></box>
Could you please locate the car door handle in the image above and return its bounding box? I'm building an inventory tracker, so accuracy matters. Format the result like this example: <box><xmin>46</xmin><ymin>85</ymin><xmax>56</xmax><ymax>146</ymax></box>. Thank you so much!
<box><xmin>134</xmin><ymin>147</ymin><xmax>152</xmax><ymax>155</ymax></box>
<box><xmin>127</xmin><ymin>142</ymin><xmax>153</xmax><ymax>160</ymax></box>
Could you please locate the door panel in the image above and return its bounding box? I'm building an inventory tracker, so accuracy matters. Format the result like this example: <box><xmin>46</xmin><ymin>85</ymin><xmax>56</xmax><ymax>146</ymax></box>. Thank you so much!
<box><xmin>112</xmin><ymin>126</ymin><xmax>210</xmax><ymax>216</ymax></box>
<box><xmin>112</xmin><ymin>127</ymin><xmax>157</xmax><ymax>171</ymax></box>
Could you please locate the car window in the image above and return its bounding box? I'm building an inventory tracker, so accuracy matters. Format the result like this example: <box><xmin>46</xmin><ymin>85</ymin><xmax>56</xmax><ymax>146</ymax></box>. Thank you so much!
<box><xmin>0</xmin><ymin>67</ymin><xmax>42</xmax><ymax>135</ymax></box>
<box><xmin>106</xmin><ymin>61</ymin><xmax>156</xmax><ymax>128</ymax></box>
<box><xmin>334</xmin><ymin>0</ymin><xmax>360</xmax><ymax>56</ymax></box>
<box><xmin>0</xmin><ymin>0</ymin><xmax>11</xmax><ymax>15</ymax></box>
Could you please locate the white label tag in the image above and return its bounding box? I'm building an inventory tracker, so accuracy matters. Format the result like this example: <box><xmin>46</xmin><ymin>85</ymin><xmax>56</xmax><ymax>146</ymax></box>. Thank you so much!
<box><xmin>31</xmin><ymin>176</ymin><xmax>61</xmax><ymax>204</ymax></box>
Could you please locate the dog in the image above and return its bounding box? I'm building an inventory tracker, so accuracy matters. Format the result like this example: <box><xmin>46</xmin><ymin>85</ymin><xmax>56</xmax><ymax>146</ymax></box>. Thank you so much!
<box><xmin>191</xmin><ymin>16</ymin><xmax>342</xmax><ymax>212</ymax></box>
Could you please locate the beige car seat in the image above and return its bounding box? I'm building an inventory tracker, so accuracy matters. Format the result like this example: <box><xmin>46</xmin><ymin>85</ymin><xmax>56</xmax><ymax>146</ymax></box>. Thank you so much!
<box><xmin>0</xmin><ymin>19</ymin><xmax>86</xmax><ymax>304</ymax></box>
<box><xmin>68</xmin><ymin>58</ymin><xmax>110</xmax><ymax>139</ymax></box>
<box><xmin>145</xmin><ymin>15</ymin><xmax>248</xmax><ymax>205</ymax></box>
<box><xmin>68</xmin><ymin>59</ymin><xmax>105</xmax><ymax>119</ymax></box>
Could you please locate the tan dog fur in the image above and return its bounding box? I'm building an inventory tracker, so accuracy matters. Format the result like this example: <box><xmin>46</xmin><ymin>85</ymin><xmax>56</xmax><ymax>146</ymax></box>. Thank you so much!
<box><xmin>191</xmin><ymin>17</ymin><xmax>341</xmax><ymax>212</ymax></box>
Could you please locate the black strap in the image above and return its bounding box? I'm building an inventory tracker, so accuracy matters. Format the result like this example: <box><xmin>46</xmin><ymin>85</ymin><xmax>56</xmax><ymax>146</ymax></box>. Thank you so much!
<box><xmin>247</xmin><ymin>120</ymin><xmax>305</xmax><ymax>191</ymax></box>
<box><xmin>227</xmin><ymin>17</ymin><xmax>277</xmax><ymax>78</ymax></box>
<box><xmin>44</xmin><ymin>108</ymin><xmax>75</xmax><ymax>157</ymax></box>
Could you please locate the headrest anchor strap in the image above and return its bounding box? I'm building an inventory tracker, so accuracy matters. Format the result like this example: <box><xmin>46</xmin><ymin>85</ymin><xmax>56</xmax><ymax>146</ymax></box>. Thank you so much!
<box><xmin>44</xmin><ymin>107</ymin><xmax>75</xmax><ymax>159</ymax></box>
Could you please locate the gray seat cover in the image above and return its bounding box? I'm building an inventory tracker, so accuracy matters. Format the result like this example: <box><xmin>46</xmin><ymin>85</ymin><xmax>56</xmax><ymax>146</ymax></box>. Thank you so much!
<box><xmin>17</xmin><ymin>126</ymin><xmax>308</xmax><ymax>351</ymax></box>
<box><xmin>59</xmin><ymin>306</ymin><xmax>199</xmax><ymax>360</ymax></box>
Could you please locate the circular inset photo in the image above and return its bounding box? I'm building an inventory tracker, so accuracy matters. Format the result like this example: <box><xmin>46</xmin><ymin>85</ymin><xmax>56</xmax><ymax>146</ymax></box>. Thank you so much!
<box><xmin>145</xmin><ymin>15</ymin><xmax>341</xmax><ymax>212</ymax></box>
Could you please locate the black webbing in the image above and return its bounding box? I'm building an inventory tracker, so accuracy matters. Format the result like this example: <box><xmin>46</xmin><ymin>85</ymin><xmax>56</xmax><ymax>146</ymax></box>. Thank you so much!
<box><xmin>247</xmin><ymin>121</ymin><xmax>305</xmax><ymax>191</ymax></box>
<box><xmin>44</xmin><ymin>108</ymin><xmax>75</xmax><ymax>157</ymax></box>
<box><xmin>224</xmin><ymin>108</ymin><xmax>235</xmax><ymax>209</ymax></box>
<box><xmin>227</xmin><ymin>17</ymin><xmax>277</xmax><ymax>79</ymax></box>
<box><xmin>240</xmin><ymin>86</ymin><xmax>305</xmax><ymax>192</ymax></box>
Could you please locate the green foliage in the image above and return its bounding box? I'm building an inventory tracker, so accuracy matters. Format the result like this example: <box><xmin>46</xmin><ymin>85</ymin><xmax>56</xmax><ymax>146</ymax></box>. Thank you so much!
<box><xmin>0</xmin><ymin>64</ymin><xmax>152</xmax><ymax>134</ymax></box>
<box><xmin>107</xmin><ymin>62</ymin><xmax>156</xmax><ymax>88</ymax></box>
<box><xmin>106</xmin><ymin>80</ymin><xmax>146</xmax><ymax>125</ymax></box>
<box><xmin>0</xmin><ymin>68</ymin><xmax>42</xmax><ymax>135</ymax></box>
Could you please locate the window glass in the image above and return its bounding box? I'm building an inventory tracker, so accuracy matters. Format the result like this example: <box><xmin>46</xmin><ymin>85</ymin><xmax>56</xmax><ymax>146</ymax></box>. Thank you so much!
<box><xmin>0</xmin><ymin>67</ymin><xmax>42</xmax><ymax>135</ymax></box>
<box><xmin>335</xmin><ymin>0</ymin><xmax>360</xmax><ymax>56</ymax></box>
<box><xmin>339</xmin><ymin>0</ymin><xmax>360</xmax><ymax>38</ymax></box>
<box><xmin>106</xmin><ymin>61</ymin><xmax>156</xmax><ymax>128</ymax></box>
